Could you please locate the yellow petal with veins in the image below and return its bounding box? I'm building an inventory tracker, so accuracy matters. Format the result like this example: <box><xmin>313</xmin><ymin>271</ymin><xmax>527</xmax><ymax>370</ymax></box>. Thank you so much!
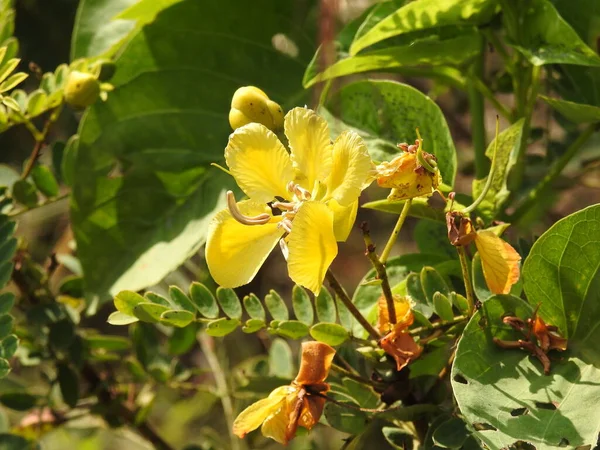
<box><xmin>225</xmin><ymin>123</ymin><xmax>293</xmax><ymax>203</ymax></box>
<box><xmin>326</xmin><ymin>130</ymin><xmax>374</xmax><ymax>206</ymax></box>
<box><xmin>329</xmin><ymin>198</ymin><xmax>358</xmax><ymax>242</ymax></box>
<box><xmin>287</xmin><ymin>202</ymin><xmax>338</xmax><ymax>295</ymax></box>
<box><xmin>474</xmin><ymin>231</ymin><xmax>521</xmax><ymax>294</ymax></box>
<box><xmin>285</xmin><ymin>107</ymin><xmax>332</xmax><ymax>191</ymax></box>
<box><xmin>232</xmin><ymin>385</ymin><xmax>291</xmax><ymax>439</ymax></box>
<box><xmin>205</xmin><ymin>200</ymin><xmax>284</xmax><ymax>288</ymax></box>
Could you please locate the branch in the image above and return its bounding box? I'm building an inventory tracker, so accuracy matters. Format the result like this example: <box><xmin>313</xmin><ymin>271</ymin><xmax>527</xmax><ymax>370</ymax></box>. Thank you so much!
<box><xmin>21</xmin><ymin>105</ymin><xmax>63</xmax><ymax>180</ymax></box>
<box><xmin>360</xmin><ymin>222</ymin><xmax>397</xmax><ymax>325</ymax></box>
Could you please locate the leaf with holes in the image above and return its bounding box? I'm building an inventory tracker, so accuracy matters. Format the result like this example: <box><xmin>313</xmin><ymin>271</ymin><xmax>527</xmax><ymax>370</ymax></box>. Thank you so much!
<box><xmin>452</xmin><ymin>294</ymin><xmax>600</xmax><ymax>450</ymax></box>
<box><xmin>71</xmin><ymin>0</ymin><xmax>312</xmax><ymax>298</ymax></box>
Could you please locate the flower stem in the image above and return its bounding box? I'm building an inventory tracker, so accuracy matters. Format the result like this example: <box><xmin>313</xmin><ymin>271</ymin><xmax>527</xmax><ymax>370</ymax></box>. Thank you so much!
<box><xmin>380</xmin><ymin>198</ymin><xmax>411</xmax><ymax>264</ymax></box>
<box><xmin>330</xmin><ymin>363</ymin><xmax>380</xmax><ymax>388</ymax></box>
<box><xmin>457</xmin><ymin>247</ymin><xmax>475</xmax><ymax>316</ymax></box>
<box><xmin>198</xmin><ymin>333</ymin><xmax>243</xmax><ymax>450</ymax></box>
<box><xmin>360</xmin><ymin>222</ymin><xmax>397</xmax><ymax>325</ymax></box>
<box><xmin>21</xmin><ymin>105</ymin><xmax>63</xmax><ymax>180</ymax></box>
<box><xmin>510</xmin><ymin>123</ymin><xmax>597</xmax><ymax>223</ymax></box>
<box><xmin>325</xmin><ymin>270</ymin><xmax>381</xmax><ymax>340</ymax></box>
<box><xmin>409</xmin><ymin>315</ymin><xmax>468</xmax><ymax>336</ymax></box>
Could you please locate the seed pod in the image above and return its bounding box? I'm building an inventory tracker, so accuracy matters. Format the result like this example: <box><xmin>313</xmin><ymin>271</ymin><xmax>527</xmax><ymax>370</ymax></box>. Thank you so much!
<box><xmin>64</xmin><ymin>71</ymin><xmax>100</xmax><ymax>109</ymax></box>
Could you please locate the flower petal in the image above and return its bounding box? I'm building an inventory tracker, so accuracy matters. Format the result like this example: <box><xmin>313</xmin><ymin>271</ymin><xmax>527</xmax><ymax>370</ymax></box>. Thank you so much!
<box><xmin>380</xmin><ymin>330</ymin><xmax>422</xmax><ymax>371</ymax></box>
<box><xmin>225</xmin><ymin>123</ymin><xmax>294</xmax><ymax>203</ymax></box>
<box><xmin>287</xmin><ymin>201</ymin><xmax>337</xmax><ymax>295</ymax></box>
<box><xmin>295</xmin><ymin>341</ymin><xmax>335</xmax><ymax>385</ymax></box>
<box><xmin>285</xmin><ymin>107</ymin><xmax>332</xmax><ymax>191</ymax></box>
<box><xmin>474</xmin><ymin>231</ymin><xmax>521</xmax><ymax>294</ymax></box>
<box><xmin>377</xmin><ymin>295</ymin><xmax>414</xmax><ymax>334</ymax></box>
<box><xmin>206</xmin><ymin>200</ymin><xmax>284</xmax><ymax>288</ymax></box>
<box><xmin>232</xmin><ymin>386</ymin><xmax>290</xmax><ymax>439</ymax></box>
<box><xmin>326</xmin><ymin>130</ymin><xmax>374</xmax><ymax>206</ymax></box>
<box><xmin>329</xmin><ymin>198</ymin><xmax>358</xmax><ymax>242</ymax></box>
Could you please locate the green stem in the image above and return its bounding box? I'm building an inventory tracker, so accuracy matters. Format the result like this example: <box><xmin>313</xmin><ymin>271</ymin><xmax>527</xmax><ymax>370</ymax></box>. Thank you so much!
<box><xmin>330</xmin><ymin>363</ymin><xmax>380</xmax><ymax>388</ymax></box>
<box><xmin>511</xmin><ymin>123</ymin><xmax>597</xmax><ymax>223</ymax></box>
<box><xmin>380</xmin><ymin>199</ymin><xmax>411</xmax><ymax>264</ymax></box>
<box><xmin>198</xmin><ymin>333</ymin><xmax>243</xmax><ymax>450</ymax></box>
<box><xmin>360</xmin><ymin>222</ymin><xmax>397</xmax><ymax>325</ymax></box>
<box><xmin>457</xmin><ymin>247</ymin><xmax>475</xmax><ymax>316</ymax></box>
<box><xmin>468</xmin><ymin>39</ymin><xmax>489</xmax><ymax>179</ymax></box>
<box><xmin>21</xmin><ymin>105</ymin><xmax>63</xmax><ymax>180</ymax></box>
<box><xmin>409</xmin><ymin>315</ymin><xmax>468</xmax><ymax>336</ymax></box>
<box><xmin>326</xmin><ymin>270</ymin><xmax>381</xmax><ymax>340</ymax></box>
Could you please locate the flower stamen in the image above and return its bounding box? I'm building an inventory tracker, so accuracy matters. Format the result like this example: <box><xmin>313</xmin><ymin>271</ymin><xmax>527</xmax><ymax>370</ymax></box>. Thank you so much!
<box><xmin>226</xmin><ymin>191</ymin><xmax>271</xmax><ymax>225</ymax></box>
<box><xmin>287</xmin><ymin>181</ymin><xmax>312</xmax><ymax>201</ymax></box>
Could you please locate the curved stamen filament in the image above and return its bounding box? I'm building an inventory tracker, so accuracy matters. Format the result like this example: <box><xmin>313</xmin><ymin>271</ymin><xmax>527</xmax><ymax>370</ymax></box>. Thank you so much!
<box><xmin>272</xmin><ymin>201</ymin><xmax>296</xmax><ymax>211</ymax></box>
<box><xmin>279</xmin><ymin>217</ymin><xmax>294</xmax><ymax>233</ymax></box>
<box><xmin>279</xmin><ymin>238</ymin><xmax>289</xmax><ymax>260</ymax></box>
<box><xmin>287</xmin><ymin>181</ymin><xmax>312</xmax><ymax>201</ymax></box>
<box><xmin>226</xmin><ymin>191</ymin><xmax>271</xmax><ymax>225</ymax></box>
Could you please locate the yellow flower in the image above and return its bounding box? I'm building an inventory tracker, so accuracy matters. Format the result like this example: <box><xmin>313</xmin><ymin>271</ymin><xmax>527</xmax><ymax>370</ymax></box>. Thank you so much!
<box><xmin>375</xmin><ymin>141</ymin><xmax>441</xmax><ymax>201</ymax></box>
<box><xmin>206</xmin><ymin>107</ymin><xmax>374</xmax><ymax>294</ymax></box>
<box><xmin>446</xmin><ymin>213</ymin><xmax>521</xmax><ymax>294</ymax></box>
<box><xmin>233</xmin><ymin>341</ymin><xmax>335</xmax><ymax>445</ymax></box>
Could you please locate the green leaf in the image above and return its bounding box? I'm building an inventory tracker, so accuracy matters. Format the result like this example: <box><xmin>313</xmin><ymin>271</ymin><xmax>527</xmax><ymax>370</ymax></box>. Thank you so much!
<box><xmin>205</xmin><ymin>317</ymin><xmax>240</xmax><ymax>337</ymax></box>
<box><xmin>268</xmin><ymin>338</ymin><xmax>293</xmax><ymax>379</ymax></box>
<box><xmin>0</xmin><ymin>315</ymin><xmax>12</xmax><ymax>341</ymax></box>
<box><xmin>0</xmin><ymin>238</ymin><xmax>16</xmax><ymax>264</ymax></box>
<box><xmin>0</xmin><ymin>335</ymin><xmax>18</xmax><ymax>359</ymax></box>
<box><xmin>189</xmin><ymin>283</ymin><xmax>219</xmax><ymax>318</ymax></box>
<box><xmin>114</xmin><ymin>290</ymin><xmax>145</xmax><ymax>315</ymax></box>
<box><xmin>420</xmin><ymin>266</ymin><xmax>450</xmax><ymax>305</ymax></box>
<box><xmin>342</xmin><ymin>378</ymin><xmax>379</xmax><ymax>409</ymax></box>
<box><xmin>71</xmin><ymin>0</ymin><xmax>183</xmax><ymax>59</ymax></box>
<box><xmin>471</xmin><ymin>120</ymin><xmax>524</xmax><ymax>221</ymax></box>
<box><xmin>85</xmin><ymin>335</ymin><xmax>130</xmax><ymax>351</ymax></box>
<box><xmin>350</xmin><ymin>0</ymin><xmax>497</xmax><ymax>55</ymax></box>
<box><xmin>541</xmin><ymin>95</ymin><xmax>600</xmax><ymax>123</ymax></box>
<box><xmin>432</xmin><ymin>292</ymin><xmax>454</xmax><ymax>322</ymax></box>
<box><xmin>0</xmin><ymin>392</ymin><xmax>37</xmax><ymax>411</ymax></box>
<box><xmin>0</xmin><ymin>72</ymin><xmax>27</xmax><ymax>92</ymax></box>
<box><xmin>160</xmin><ymin>310</ymin><xmax>195</xmax><ymax>328</ymax></box>
<box><xmin>273</xmin><ymin>320</ymin><xmax>309</xmax><ymax>340</ymax></box>
<box><xmin>216</xmin><ymin>287</ymin><xmax>242</xmax><ymax>320</ymax></box>
<box><xmin>0</xmin><ymin>262</ymin><xmax>12</xmax><ymax>290</ymax></box>
<box><xmin>30</xmin><ymin>165</ymin><xmax>59</xmax><ymax>198</ymax></box>
<box><xmin>450</xmin><ymin>292</ymin><xmax>469</xmax><ymax>314</ymax></box>
<box><xmin>472</xmin><ymin>252</ymin><xmax>492</xmax><ymax>302</ymax></box>
<box><xmin>0</xmin><ymin>433</ymin><xmax>33</xmax><ymax>450</ymax></box>
<box><xmin>452</xmin><ymin>295</ymin><xmax>600</xmax><ymax>450</ymax></box>
<box><xmin>11</xmin><ymin>179</ymin><xmax>37</xmax><ymax>208</ymax></box>
<box><xmin>58</xmin><ymin>276</ymin><xmax>84</xmax><ymax>298</ymax></box>
<box><xmin>107</xmin><ymin>311</ymin><xmax>138</xmax><ymax>325</ymax></box>
<box><xmin>265</xmin><ymin>290</ymin><xmax>288</xmax><ymax>321</ymax></box>
<box><xmin>382</xmin><ymin>427</ymin><xmax>414</xmax><ymax>449</ymax></box>
<box><xmin>324</xmin><ymin>402</ymin><xmax>367</xmax><ymax>434</ymax></box>
<box><xmin>241</xmin><ymin>318</ymin><xmax>265</xmax><ymax>334</ymax></box>
<box><xmin>323</xmin><ymin>80</ymin><xmax>456</xmax><ymax>186</ymax></box>
<box><xmin>26</xmin><ymin>89</ymin><xmax>48</xmax><ymax>117</ymax></box>
<box><xmin>432</xmin><ymin>418</ymin><xmax>469</xmax><ymax>448</ymax></box>
<box><xmin>414</xmin><ymin>220</ymin><xmax>457</xmax><ymax>260</ymax></box>
<box><xmin>504</xmin><ymin>0</ymin><xmax>600</xmax><ymax>66</ymax></box>
<box><xmin>57</xmin><ymin>363</ymin><xmax>79</xmax><ymax>408</ymax></box>
<box><xmin>406</xmin><ymin>272</ymin><xmax>431</xmax><ymax>317</ymax></box>
<box><xmin>133</xmin><ymin>302</ymin><xmax>169</xmax><ymax>322</ymax></box>
<box><xmin>48</xmin><ymin>319</ymin><xmax>75</xmax><ymax>350</ymax></box>
<box><xmin>72</xmin><ymin>0</ymin><xmax>311</xmax><ymax>298</ymax></box>
<box><xmin>292</xmin><ymin>285</ymin><xmax>313</xmax><ymax>325</ymax></box>
<box><xmin>144</xmin><ymin>291</ymin><xmax>172</xmax><ymax>308</ymax></box>
<box><xmin>336</xmin><ymin>295</ymin><xmax>355</xmax><ymax>331</ymax></box>
<box><xmin>243</xmin><ymin>293</ymin><xmax>266</xmax><ymax>321</ymax></box>
<box><xmin>522</xmin><ymin>204</ymin><xmax>600</xmax><ymax>364</ymax></box>
<box><xmin>168</xmin><ymin>324</ymin><xmax>197</xmax><ymax>355</ymax></box>
<box><xmin>304</xmin><ymin>28</ymin><xmax>482</xmax><ymax>88</ymax></box>
<box><xmin>315</xmin><ymin>288</ymin><xmax>336</xmax><ymax>323</ymax></box>
<box><xmin>310</xmin><ymin>322</ymin><xmax>349</xmax><ymax>346</ymax></box>
<box><xmin>168</xmin><ymin>286</ymin><xmax>195</xmax><ymax>313</ymax></box>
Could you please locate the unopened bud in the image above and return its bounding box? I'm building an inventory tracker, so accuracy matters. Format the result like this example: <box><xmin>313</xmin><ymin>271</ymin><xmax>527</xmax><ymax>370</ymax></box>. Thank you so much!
<box><xmin>64</xmin><ymin>71</ymin><xmax>100</xmax><ymax>109</ymax></box>
<box><xmin>229</xmin><ymin>86</ymin><xmax>284</xmax><ymax>131</ymax></box>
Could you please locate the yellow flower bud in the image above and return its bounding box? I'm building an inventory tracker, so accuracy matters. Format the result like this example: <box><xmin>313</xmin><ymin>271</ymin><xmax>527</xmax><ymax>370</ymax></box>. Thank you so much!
<box><xmin>376</xmin><ymin>150</ymin><xmax>441</xmax><ymax>201</ymax></box>
<box><xmin>64</xmin><ymin>71</ymin><xmax>100</xmax><ymax>109</ymax></box>
<box><xmin>229</xmin><ymin>86</ymin><xmax>284</xmax><ymax>131</ymax></box>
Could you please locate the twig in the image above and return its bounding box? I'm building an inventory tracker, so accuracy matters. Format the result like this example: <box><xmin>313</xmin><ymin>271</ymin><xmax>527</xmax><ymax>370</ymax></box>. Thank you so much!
<box><xmin>198</xmin><ymin>333</ymin><xmax>243</xmax><ymax>450</ymax></box>
<box><xmin>331</xmin><ymin>363</ymin><xmax>380</xmax><ymax>388</ymax></box>
<box><xmin>409</xmin><ymin>315</ymin><xmax>468</xmax><ymax>336</ymax></box>
<box><xmin>456</xmin><ymin>247</ymin><xmax>475</xmax><ymax>316</ymax></box>
<box><xmin>360</xmin><ymin>222</ymin><xmax>396</xmax><ymax>325</ymax></box>
<box><xmin>380</xmin><ymin>198</ymin><xmax>411</xmax><ymax>264</ymax></box>
<box><xmin>511</xmin><ymin>123</ymin><xmax>597</xmax><ymax>223</ymax></box>
<box><xmin>21</xmin><ymin>105</ymin><xmax>63</xmax><ymax>180</ymax></box>
<box><xmin>325</xmin><ymin>270</ymin><xmax>381</xmax><ymax>340</ymax></box>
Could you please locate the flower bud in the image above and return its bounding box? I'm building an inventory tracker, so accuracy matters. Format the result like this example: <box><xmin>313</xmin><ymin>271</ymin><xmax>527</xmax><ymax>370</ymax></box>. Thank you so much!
<box><xmin>375</xmin><ymin>151</ymin><xmax>441</xmax><ymax>201</ymax></box>
<box><xmin>229</xmin><ymin>86</ymin><xmax>284</xmax><ymax>131</ymax></box>
<box><xmin>64</xmin><ymin>71</ymin><xmax>100</xmax><ymax>109</ymax></box>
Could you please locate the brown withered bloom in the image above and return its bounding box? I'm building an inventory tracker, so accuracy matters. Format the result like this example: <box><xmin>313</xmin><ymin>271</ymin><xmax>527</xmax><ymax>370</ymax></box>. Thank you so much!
<box><xmin>377</xmin><ymin>295</ymin><xmax>422</xmax><ymax>371</ymax></box>
<box><xmin>232</xmin><ymin>341</ymin><xmax>335</xmax><ymax>445</ymax></box>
